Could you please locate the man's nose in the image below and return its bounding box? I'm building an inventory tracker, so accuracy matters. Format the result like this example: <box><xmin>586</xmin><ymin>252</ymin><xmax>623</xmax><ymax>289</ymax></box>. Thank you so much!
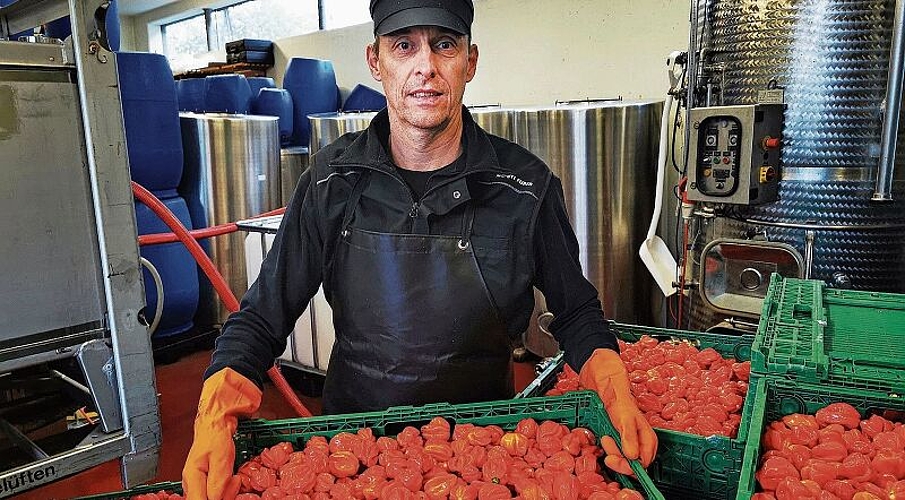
<box><xmin>413</xmin><ymin>44</ymin><xmax>437</xmax><ymax>78</ymax></box>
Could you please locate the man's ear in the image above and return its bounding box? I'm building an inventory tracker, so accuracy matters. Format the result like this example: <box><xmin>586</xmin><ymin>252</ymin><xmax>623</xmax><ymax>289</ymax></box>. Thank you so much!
<box><xmin>465</xmin><ymin>44</ymin><xmax>479</xmax><ymax>83</ymax></box>
<box><xmin>366</xmin><ymin>43</ymin><xmax>382</xmax><ymax>81</ymax></box>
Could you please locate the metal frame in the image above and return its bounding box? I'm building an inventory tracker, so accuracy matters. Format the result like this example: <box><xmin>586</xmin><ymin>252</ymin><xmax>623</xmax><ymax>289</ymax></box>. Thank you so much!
<box><xmin>0</xmin><ymin>0</ymin><xmax>160</xmax><ymax>495</ymax></box>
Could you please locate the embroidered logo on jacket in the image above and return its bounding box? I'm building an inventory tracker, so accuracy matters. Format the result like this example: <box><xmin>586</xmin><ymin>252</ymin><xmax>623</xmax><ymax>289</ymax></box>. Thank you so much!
<box><xmin>477</xmin><ymin>173</ymin><xmax>539</xmax><ymax>199</ymax></box>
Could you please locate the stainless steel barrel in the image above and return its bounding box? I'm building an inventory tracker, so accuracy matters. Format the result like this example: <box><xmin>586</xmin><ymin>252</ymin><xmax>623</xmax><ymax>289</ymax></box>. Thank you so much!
<box><xmin>179</xmin><ymin>113</ymin><xmax>281</xmax><ymax>323</ymax></box>
<box><xmin>308</xmin><ymin>111</ymin><xmax>377</xmax><ymax>155</ymax></box>
<box><xmin>512</xmin><ymin>100</ymin><xmax>664</xmax><ymax>326</ymax></box>
<box><xmin>280</xmin><ymin>146</ymin><xmax>309</xmax><ymax>206</ymax></box>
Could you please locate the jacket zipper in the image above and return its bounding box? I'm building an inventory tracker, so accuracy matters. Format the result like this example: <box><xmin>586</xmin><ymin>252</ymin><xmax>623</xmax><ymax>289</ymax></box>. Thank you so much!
<box><xmin>334</xmin><ymin>162</ymin><xmax>497</xmax><ymax>230</ymax></box>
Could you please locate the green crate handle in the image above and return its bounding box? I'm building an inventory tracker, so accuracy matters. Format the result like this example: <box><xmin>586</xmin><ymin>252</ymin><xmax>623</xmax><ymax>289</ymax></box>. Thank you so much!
<box><xmin>72</xmin><ymin>481</ymin><xmax>183</xmax><ymax>500</ymax></box>
<box><xmin>514</xmin><ymin>354</ymin><xmax>658</xmax><ymax>493</ymax></box>
<box><xmin>572</xmin><ymin>390</ymin><xmax>663</xmax><ymax>500</ymax></box>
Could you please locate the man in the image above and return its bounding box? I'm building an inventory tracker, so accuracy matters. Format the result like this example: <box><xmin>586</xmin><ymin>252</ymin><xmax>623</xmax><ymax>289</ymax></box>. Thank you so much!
<box><xmin>182</xmin><ymin>1</ymin><xmax>657</xmax><ymax>498</ymax></box>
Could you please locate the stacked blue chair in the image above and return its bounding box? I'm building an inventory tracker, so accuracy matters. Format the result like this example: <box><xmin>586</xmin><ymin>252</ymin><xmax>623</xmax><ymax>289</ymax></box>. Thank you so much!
<box><xmin>176</xmin><ymin>78</ymin><xmax>207</xmax><ymax>112</ymax></box>
<box><xmin>118</xmin><ymin>52</ymin><xmax>184</xmax><ymax>191</ymax></box>
<box><xmin>203</xmin><ymin>74</ymin><xmax>252</xmax><ymax>114</ymax></box>
<box><xmin>342</xmin><ymin>83</ymin><xmax>387</xmax><ymax>112</ymax></box>
<box><xmin>282</xmin><ymin>57</ymin><xmax>340</xmax><ymax>146</ymax></box>
<box><xmin>252</xmin><ymin>87</ymin><xmax>293</xmax><ymax>146</ymax></box>
<box><xmin>133</xmin><ymin>198</ymin><xmax>200</xmax><ymax>337</ymax></box>
<box><xmin>247</xmin><ymin>77</ymin><xmax>275</xmax><ymax>98</ymax></box>
<box><xmin>118</xmin><ymin>51</ymin><xmax>199</xmax><ymax>338</ymax></box>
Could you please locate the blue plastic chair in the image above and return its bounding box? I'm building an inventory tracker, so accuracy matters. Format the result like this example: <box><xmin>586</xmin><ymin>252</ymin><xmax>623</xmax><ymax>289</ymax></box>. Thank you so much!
<box><xmin>117</xmin><ymin>51</ymin><xmax>184</xmax><ymax>192</ymax></box>
<box><xmin>282</xmin><ymin>57</ymin><xmax>340</xmax><ymax>146</ymax></box>
<box><xmin>253</xmin><ymin>87</ymin><xmax>294</xmax><ymax>146</ymax></box>
<box><xmin>342</xmin><ymin>84</ymin><xmax>387</xmax><ymax>112</ymax></box>
<box><xmin>204</xmin><ymin>74</ymin><xmax>252</xmax><ymax>114</ymax></box>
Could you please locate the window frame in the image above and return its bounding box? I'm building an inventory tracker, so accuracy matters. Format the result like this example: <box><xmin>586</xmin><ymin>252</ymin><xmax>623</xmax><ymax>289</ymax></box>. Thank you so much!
<box><xmin>158</xmin><ymin>0</ymin><xmax>370</xmax><ymax>57</ymax></box>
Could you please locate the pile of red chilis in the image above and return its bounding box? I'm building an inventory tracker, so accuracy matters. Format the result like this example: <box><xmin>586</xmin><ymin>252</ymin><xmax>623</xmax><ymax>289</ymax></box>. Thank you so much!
<box><xmin>215</xmin><ymin>417</ymin><xmax>643</xmax><ymax>499</ymax></box>
<box><xmin>752</xmin><ymin>402</ymin><xmax>905</xmax><ymax>500</ymax></box>
<box><xmin>546</xmin><ymin>336</ymin><xmax>751</xmax><ymax>438</ymax></box>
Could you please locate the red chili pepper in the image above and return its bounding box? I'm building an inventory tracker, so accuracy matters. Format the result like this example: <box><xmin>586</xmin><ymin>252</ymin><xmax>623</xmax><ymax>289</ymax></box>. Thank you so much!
<box><xmin>516</xmin><ymin>419</ymin><xmax>538</xmax><ymax>439</ymax></box>
<box><xmin>499</xmin><ymin>432</ymin><xmax>529</xmax><ymax>457</ymax></box>
<box><xmin>423</xmin><ymin>473</ymin><xmax>457</xmax><ymax>499</ymax></box>
<box><xmin>328</xmin><ymin>451</ymin><xmax>361</xmax><ymax>479</ymax></box>
<box><xmin>757</xmin><ymin>456</ymin><xmax>800</xmax><ymax>491</ymax></box>
<box><xmin>421</xmin><ymin>417</ymin><xmax>452</xmax><ymax>443</ymax></box>
<box><xmin>816</xmin><ymin>403</ymin><xmax>862</xmax><ymax>430</ymax></box>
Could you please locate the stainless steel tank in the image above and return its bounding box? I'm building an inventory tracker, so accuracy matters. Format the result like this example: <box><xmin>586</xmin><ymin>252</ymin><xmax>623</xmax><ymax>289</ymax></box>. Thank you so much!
<box><xmin>308</xmin><ymin>108</ymin><xmax>517</xmax><ymax>154</ymax></box>
<box><xmin>308</xmin><ymin>111</ymin><xmax>377</xmax><ymax>155</ymax></box>
<box><xmin>179</xmin><ymin>113</ymin><xmax>281</xmax><ymax>323</ymax></box>
<box><xmin>280</xmin><ymin>146</ymin><xmax>309</xmax><ymax>206</ymax></box>
<box><xmin>686</xmin><ymin>0</ymin><xmax>905</xmax><ymax>329</ymax></box>
<box><xmin>468</xmin><ymin>105</ymin><xmax>515</xmax><ymax>139</ymax></box>
<box><xmin>512</xmin><ymin>100</ymin><xmax>664</xmax><ymax>326</ymax></box>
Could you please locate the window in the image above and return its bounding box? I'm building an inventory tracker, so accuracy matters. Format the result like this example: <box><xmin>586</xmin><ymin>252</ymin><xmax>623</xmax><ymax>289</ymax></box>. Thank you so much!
<box><xmin>322</xmin><ymin>0</ymin><xmax>371</xmax><ymax>31</ymax></box>
<box><xmin>158</xmin><ymin>0</ymin><xmax>370</xmax><ymax>70</ymax></box>
<box><xmin>161</xmin><ymin>15</ymin><xmax>207</xmax><ymax>73</ymax></box>
<box><xmin>209</xmin><ymin>0</ymin><xmax>319</xmax><ymax>50</ymax></box>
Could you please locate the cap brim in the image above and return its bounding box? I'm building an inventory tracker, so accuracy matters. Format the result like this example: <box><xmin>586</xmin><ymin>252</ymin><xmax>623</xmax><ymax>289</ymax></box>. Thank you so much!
<box><xmin>374</xmin><ymin>7</ymin><xmax>469</xmax><ymax>36</ymax></box>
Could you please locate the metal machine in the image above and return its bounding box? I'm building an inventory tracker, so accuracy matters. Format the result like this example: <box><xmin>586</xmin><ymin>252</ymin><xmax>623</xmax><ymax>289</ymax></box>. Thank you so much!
<box><xmin>0</xmin><ymin>0</ymin><xmax>160</xmax><ymax>495</ymax></box>
<box><xmin>663</xmin><ymin>0</ymin><xmax>905</xmax><ymax>330</ymax></box>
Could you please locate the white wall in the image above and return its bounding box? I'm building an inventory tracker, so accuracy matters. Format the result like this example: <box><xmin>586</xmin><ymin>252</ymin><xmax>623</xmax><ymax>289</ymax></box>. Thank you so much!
<box><xmin>125</xmin><ymin>0</ymin><xmax>689</xmax><ymax>104</ymax></box>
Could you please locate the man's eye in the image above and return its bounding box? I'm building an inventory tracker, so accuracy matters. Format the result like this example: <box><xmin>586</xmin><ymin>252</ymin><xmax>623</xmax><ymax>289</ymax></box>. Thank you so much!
<box><xmin>397</xmin><ymin>41</ymin><xmax>411</xmax><ymax>51</ymax></box>
<box><xmin>436</xmin><ymin>41</ymin><xmax>454</xmax><ymax>50</ymax></box>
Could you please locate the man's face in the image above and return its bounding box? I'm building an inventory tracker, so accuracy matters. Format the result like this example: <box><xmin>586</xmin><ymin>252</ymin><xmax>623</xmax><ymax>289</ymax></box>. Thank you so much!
<box><xmin>367</xmin><ymin>26</ymin><xmax>478</xmax><ymax>133</ymax></box>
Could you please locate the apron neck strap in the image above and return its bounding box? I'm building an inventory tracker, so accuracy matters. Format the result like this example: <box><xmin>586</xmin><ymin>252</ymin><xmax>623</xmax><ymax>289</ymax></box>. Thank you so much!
<box><xmin>459</xmin><ymin>201</ymin><xmax>475</xmax><ymax>250</ymax></box>
<box><xmin>341</xmin><ymin>171</ymin><xmax>370</xmax><ymax>234</ymax></box>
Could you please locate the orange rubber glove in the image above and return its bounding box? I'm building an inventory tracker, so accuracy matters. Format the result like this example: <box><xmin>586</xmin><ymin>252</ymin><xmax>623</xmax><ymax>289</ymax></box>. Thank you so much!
<box><xmin>183</xmin><ymin>367</ymin><xmax>262</xmax><ymax>500</ymax></box>
<box><xmin>579</xmin><ymin>348</ymin><xmax>658</xmax><ymax>476</ymax></box>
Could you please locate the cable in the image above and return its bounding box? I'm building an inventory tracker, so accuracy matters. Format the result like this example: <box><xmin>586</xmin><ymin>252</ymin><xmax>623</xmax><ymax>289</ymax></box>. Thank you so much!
<box><xmin>139</xmin><ymin>257</ymin><xmax>164</xmax><ymax>336</ymax></box>
<box><xmin>131</xmin><ymin>181</ymin><xmax>313</xmax><ymax>418</ymax></box>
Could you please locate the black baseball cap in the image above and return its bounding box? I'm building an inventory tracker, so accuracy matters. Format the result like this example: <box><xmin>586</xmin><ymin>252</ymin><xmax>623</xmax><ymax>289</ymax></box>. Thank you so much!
<box><xmin>370</xmin><ymin>0</ymin><xmax>474</xmax><ymax>36</ymax></box>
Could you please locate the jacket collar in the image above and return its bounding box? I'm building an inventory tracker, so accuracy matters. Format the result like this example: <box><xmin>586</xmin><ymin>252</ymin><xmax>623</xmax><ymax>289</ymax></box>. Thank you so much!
<box><xmin>330</xmin><ymin>106</ymin><xmax>505</xmax><ymax>175</ymax></box>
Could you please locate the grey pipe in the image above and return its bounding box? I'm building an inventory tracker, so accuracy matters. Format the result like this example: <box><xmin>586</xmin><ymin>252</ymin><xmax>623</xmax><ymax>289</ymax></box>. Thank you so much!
<box><xmin>684</xmin><ymin>0</ymin><xmax>702</xmax><ymax>170</ymax></box>
<box><xmin>804</xmin><ymin>230</ymin><xmax>815</xmax><ymax>279</ymax></box>
<box><xmin>873</xmin><ymin>0</ymin><xmax>905</xmax><ymax>201</ymax></box>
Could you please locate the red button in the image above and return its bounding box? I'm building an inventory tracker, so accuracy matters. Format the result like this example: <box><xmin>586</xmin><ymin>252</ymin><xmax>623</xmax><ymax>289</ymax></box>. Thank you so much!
<box><xmin>723</xmin><ymin>157</ymin><xmax>730</xmax><ymax>164</ymax></box>
<box><xmin>763</xmin><ymin>137</ymin><xmax>781</xmax><ymax>149</ymax></box>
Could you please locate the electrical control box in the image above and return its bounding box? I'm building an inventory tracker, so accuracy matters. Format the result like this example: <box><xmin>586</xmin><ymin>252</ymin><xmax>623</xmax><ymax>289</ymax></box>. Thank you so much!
<box><xmin>687</xmin><ymin>104</ymin><xmax>784</xmax><ymax>205</ymax></box>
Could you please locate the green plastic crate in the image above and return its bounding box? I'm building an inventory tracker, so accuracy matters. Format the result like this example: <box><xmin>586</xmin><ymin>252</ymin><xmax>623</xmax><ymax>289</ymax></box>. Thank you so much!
<box><xmin>753</xmin><ymin>273</ymin><xmax>905</xmax><ymax>393</ymax></box>
<box><xmin>235</xmin><ymin>392</ymin><xmax>665</xmax><ymax>500</ymax></box>
<box><xmin>736</xmin><ymin>378</ymin><xmax>905</xmax><ymax>500</ymax></box>
<box><xmin>72</xmin><ymin>481</ymin><xmax>182</xmax><ymax>499</ymax></box>
<box><xmin>516</xmin><ymin>321</ymin><xmax>757</xmax><ymax>500</ymax></box>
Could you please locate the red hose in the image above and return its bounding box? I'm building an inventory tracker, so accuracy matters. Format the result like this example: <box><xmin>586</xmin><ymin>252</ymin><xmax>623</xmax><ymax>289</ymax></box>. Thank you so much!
<box><xmin>138</xmin><ymin>206</ymin><xmax>286</xmax><ymax>246</ymax></box>
<box><xmin>131</xmin><ymin>181</ymin><xmax>312</xmax><ymax>418</ymax></box>
<box><xmin>139</xmin><ymin>223</ymin><xmax>238</xmax><ymax>246</ymax></box>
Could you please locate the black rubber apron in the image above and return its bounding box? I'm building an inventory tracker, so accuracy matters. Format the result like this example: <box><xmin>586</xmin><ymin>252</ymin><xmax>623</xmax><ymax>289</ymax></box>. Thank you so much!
<box><xmin>322</xmin><ymin>172</ymin><xmax>513</xmax><ymax>414</ymax></box>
